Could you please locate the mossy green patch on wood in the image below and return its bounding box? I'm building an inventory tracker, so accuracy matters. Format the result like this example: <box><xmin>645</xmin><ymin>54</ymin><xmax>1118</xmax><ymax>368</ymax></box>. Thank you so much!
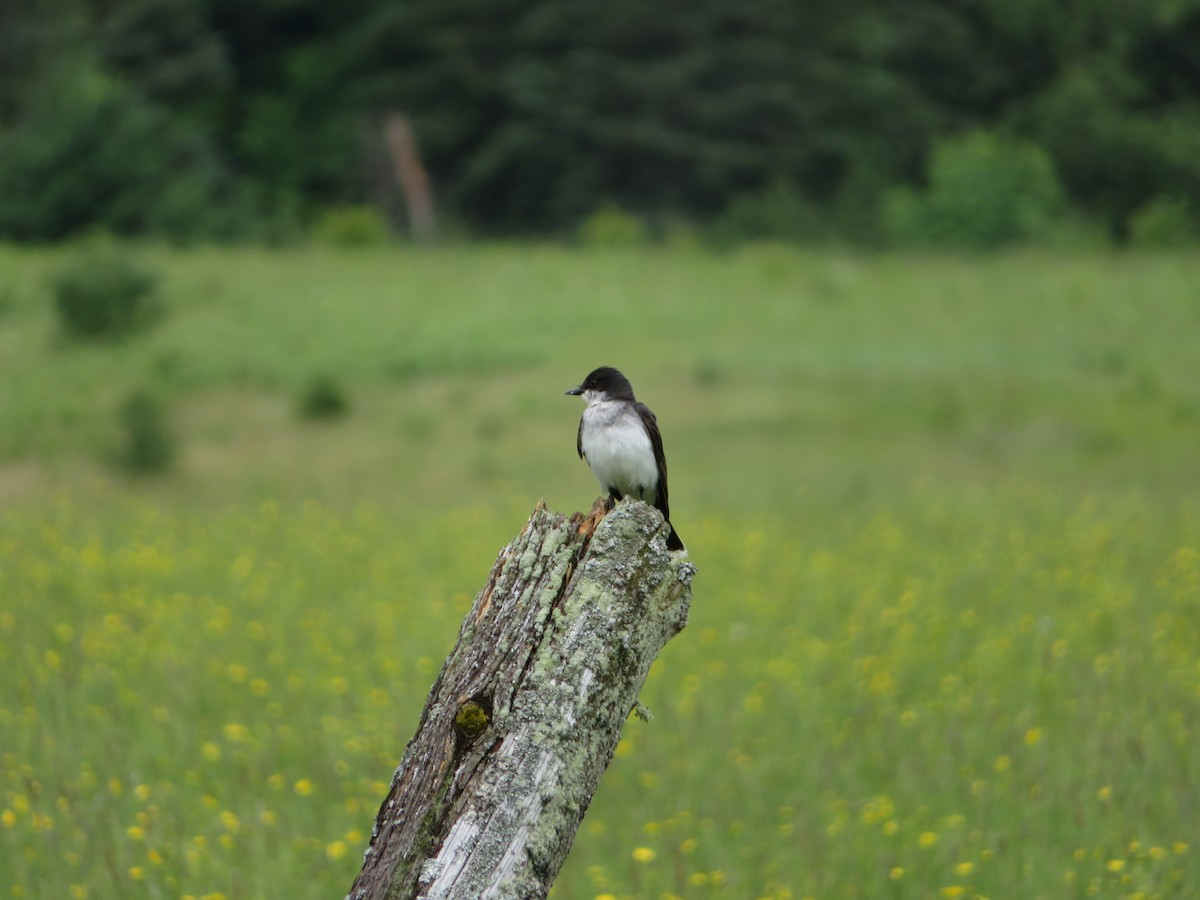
<box><xmin>454</xmin><ymin>700</ymin><xmax>489</xmax><ymax>740</ymax></box>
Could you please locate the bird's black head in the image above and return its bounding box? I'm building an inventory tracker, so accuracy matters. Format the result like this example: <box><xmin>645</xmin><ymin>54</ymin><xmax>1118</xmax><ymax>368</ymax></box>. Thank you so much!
<box><xmin>565</xmin><ymin>366</ymin><xmax>636</xmax><ymax>401</ymax></box>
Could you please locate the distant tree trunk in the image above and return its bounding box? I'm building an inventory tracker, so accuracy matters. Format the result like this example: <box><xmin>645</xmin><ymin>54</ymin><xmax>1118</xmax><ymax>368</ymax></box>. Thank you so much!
<box><xmin>383</xmin><ymin>111</ymin><xmax>436</xmax><ymax>242</ymax></box>
<box><xmin>346</xmin><ymin>499</ymin><xmax>695</xmax><ymax>900</ymax></box>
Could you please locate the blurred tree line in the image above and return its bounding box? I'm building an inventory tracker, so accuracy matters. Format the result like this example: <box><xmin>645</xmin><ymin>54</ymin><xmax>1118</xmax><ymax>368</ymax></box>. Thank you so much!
<box><xmin>2</xmin><ymin>0</ymin><xmax>1198</xmax><ymax>245</ymax></box>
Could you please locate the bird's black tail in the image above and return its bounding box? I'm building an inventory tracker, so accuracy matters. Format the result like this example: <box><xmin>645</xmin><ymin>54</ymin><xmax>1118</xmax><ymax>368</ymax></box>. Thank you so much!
<box><xmin>665</xmin><ymin>522</ymin><xmax>685</xmax><ymax>552</ymax></box>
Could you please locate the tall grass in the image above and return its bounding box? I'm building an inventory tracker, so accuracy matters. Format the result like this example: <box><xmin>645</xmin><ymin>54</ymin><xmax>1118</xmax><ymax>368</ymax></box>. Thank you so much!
<box><xmin>0</xmin><ymin>244</ymin><xmax>1197</xmax><ymax>898</ymax></box>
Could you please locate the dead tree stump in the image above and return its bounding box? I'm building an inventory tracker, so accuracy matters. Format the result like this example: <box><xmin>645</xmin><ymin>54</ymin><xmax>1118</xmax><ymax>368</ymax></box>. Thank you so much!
<box><xmin>383</xmin><ymin>111</ymin><xmax>436</xmax><ymax>242</ymax></box>
<box><xmin>346</xmin><ymin>499</ymin><xmax>696</xmax><ymax>900</ymax></box>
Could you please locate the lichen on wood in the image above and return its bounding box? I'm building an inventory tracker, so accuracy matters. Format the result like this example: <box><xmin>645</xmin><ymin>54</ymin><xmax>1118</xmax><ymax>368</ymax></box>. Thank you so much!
<box><xmin>346</xmin><ymin>499</ymin><xmax>695</xmax><ymax>900</ymax></box>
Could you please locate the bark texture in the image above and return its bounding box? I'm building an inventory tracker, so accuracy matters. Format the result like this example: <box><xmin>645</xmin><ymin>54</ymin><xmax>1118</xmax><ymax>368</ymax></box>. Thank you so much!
<box><xmin>346</xmin><ymin>499</ymin><xmax>696</xmax><ymax>900</ymax></box>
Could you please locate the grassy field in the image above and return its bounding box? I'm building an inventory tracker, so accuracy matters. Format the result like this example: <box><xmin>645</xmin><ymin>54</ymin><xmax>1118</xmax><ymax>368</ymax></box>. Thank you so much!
<box><xmin>0</xmin><ymin>243</ymin><xmax>1198</xmax><ymax>899</ymax></box>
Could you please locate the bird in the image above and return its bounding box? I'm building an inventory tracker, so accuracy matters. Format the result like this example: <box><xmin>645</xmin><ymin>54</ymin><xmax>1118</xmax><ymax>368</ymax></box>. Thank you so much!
<box><xmin>566</xmin><ymin>366</ymin><xmax>684</xmax><ymax>551</ymax></box>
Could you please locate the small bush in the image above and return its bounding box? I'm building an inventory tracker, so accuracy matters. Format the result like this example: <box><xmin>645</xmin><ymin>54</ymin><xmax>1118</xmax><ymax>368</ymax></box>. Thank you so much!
<box><xmin>658</xmin><ymin>217</ymin><xmax>703</xmax><ymax>251</ymax></box>
<box><xmin>1127</xmin><ymin>196</ymin><xmax>1199</xmax><ymax>249</ymax></box>
<box><xmin>298</xmin><ymin>375</ymin><xmax>350</xmax><ymax>420</ymax></box>
<box><xmin>0</xmin><ymin>69</ymin><xmax>243</xmax><ymax>242</ymax></box>
<box><xmin>312</xmin><ymin>206</ymin><xmax>392</xmax><ymax>247</ymax></box>
<box><xmin>712</xmin><ymin>177</ymin><xmax>822</xmax><ymax>246</ymax></box>
<box><xmin>884</xmin><ymin>130</ymin><xmax>1065</xmax><ymax>249</ymax></box>
<box><xmin>51</xmin><ymin>250</ymin><xmax>160</xmax><ymax>341</ymax></box>
<box><xmin>578</xmin><ymin>204</ymin><xmax>648</xmax><ymax>247</ymax></box>
<box><xmin>116</xmin><ymin>390</ymin><xmax>175</xmax><ymax>474</ymax></box>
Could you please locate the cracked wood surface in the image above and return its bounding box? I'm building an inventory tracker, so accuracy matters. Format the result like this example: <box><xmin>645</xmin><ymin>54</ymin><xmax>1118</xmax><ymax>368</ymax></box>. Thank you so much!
<box><xmin>346</xmin><ymin>499</ymin><xmax>696</xmax><ymax>900</ymax></box>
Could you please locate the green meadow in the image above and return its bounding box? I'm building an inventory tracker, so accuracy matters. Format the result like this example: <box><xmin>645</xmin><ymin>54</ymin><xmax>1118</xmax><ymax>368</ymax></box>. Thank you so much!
<box><xmin>1</xmin><ymin>244</ymin><xmax>1198</xmax><ymax>900</ymax></box>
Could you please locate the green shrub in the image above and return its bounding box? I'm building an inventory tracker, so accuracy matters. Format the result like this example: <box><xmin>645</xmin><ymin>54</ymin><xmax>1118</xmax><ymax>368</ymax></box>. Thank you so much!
<box><xmin>0</xmin><ymin>69</ymin><xmax>242</xmax><ymax>242</ymax></box>
<box><xmin>297</xmin><ymin>375</ymin><xmax>350</xmax><ymax>420</ymax></box>
<box><xmin>884</xmin><ymin>130</ymin><xmax>1065</xmax><ymax>249</ymax></box>
<box><xmin>312</xmin><ymin>206</ymin><xmax>392</xmax><ymax>247</ymax></box>
<box><xmin>658</xmin><ymin>217</ymin><xmax>703</xmax><ymax>251</ymax></box>
<box><xmin>51</xmin><ymin>250</ymin><xmax>160</xmax><ymax>341</ymax></box>
<box><xmin>577</xmin><ymin>204</ymin><xmax>648</xmax><ymax>247</ymax></box>
<box><xmin>116</xmin><ymin>390</ymin><xmax>175</xmax><ymax>474</ymax></box>
<box><xmin>1021</xmin><ymin>67</ymin><xmax>1200</xmax><ymax>241</ymax></box>
<box><xmin>1127</xmin><ymin>196</ymin><xmax>1199</xmax><ymax>249</ymax></box>
<box><xmin>712</xmin><ymin>177</ymin><xmax>822</xmax><ymax>245</ymax></box>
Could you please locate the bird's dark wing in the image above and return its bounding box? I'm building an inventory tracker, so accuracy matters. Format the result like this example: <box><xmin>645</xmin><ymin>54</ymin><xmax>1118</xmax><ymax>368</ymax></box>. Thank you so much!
<box><xmin>577</xmin><ymin>415</ymin><xmax>585</xmax><ymax>460</ymax></box>
<box><xmin>635</xmin><ymin>402</ymin><xmax>669</xmax><ymax>521</ymax></box>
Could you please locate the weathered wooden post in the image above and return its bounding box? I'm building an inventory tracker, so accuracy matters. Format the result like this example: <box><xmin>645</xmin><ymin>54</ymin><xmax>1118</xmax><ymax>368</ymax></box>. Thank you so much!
<box><xmin>383</xmin><ymin>111</ymin><xmax>436</xmax><ymax>242</ymax></box>
<box><xmin>346</xmin><ymin>499</ymin><xmax>696</xmax><ymax>900</ymax></box>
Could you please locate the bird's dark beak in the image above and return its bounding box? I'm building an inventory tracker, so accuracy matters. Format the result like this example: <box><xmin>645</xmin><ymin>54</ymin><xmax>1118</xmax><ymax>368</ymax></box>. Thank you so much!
<box><xmin>565</xmin><ymin>386</ymin><xmax>584</xmax><ymax>396</ymax></box>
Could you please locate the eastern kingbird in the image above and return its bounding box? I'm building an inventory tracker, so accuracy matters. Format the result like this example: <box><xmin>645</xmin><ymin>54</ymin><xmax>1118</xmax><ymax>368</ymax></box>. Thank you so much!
<box><xmin>566</xmin><ymin>366</ymin><xmax>684</xmax><ymax>551</ymax></box>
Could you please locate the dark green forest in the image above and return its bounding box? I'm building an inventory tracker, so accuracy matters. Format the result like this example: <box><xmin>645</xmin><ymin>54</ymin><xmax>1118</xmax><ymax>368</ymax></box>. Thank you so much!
<box><xmin>2</xmin><ymin>0</ymin><xmax>1199</xmax><ymax>245</ymax></box>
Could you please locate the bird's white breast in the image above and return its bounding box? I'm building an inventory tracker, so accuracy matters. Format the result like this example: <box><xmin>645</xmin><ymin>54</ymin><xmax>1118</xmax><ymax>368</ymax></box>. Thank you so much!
<box><xmin>579</xmin><ymin>400</ymin><xmax>658</xmax><ymax>501</ymax></box>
